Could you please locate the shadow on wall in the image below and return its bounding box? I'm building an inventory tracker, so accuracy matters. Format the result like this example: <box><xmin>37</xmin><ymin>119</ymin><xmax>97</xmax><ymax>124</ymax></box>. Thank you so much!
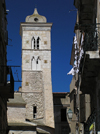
<box><xmin>53</xmin><ymin>93</ymin><xmax>71</xmax><ymax>134</ymax></box>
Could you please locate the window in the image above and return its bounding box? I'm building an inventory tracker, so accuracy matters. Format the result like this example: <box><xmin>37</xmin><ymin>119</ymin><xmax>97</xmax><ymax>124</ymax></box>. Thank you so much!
<box><xmin>31</xmin><ymin>56</ymin><xmax>41</xmax><ymax>70</ymax></box>
<box><xmin>31</xmin><ymin>56</ymin><xmax>36</xmax><ymax>70</ymax></box>
<box><xmin>31</xmin><ymin>37</ymin><xmax>35</xmax><ymax>49</ymax></box>
<box><xmin>61</xmin><ymin>109</ymin><xmax>67</xmax><ymax>122</ymax></box>
<box><xmin>31</xmin><ymin>37</ymin><xmax>40</xmax><ymax>49</ymax></box>
<box><xmin>37</xmin><ymin>37</ymin><xmax>40</xmax><ymax>49</ymax></box>
<box><xmin>33</xmin><ymin>106</ymin><xmax>37</xmax><ymax>119</ymax></box>
<box><xmin>34</xmin><ymin>18</ymin><xmax>38</xmax><ymax>22</ymax></box>
<box><xmin>36</xmin><ymin>56</ymin><xmax>41</xmax><ymax>70</ymax></box>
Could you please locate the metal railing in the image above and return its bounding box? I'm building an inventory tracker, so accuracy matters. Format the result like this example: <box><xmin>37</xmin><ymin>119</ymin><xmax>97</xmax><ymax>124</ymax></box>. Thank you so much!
<box><xmin>83</xmin><ymin>25</ymin><xmax>98</xmax><ymax>51</ymax></box>
<box><xmin>72</xmin><ymin>23</ymin><xmax>100</xmax><ymax>75</ymax></box>
<box><xmin>75</xmin><ymin>23</ymin><xmax>100</xmax><ymax>51</ymax></box>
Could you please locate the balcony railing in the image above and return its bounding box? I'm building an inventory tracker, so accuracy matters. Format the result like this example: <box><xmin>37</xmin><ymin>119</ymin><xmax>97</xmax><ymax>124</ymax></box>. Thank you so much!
<box><xmin>83</xmin><ymin>24</ymin><xmax>99</xmax><ymax>51</ymax></box>
<box><xmin>76</xmin><ymin>23</ymin><xmax>100</xmax><ymax>51</ymax></box>
<box><xmin>68</xmin><ymin>24</ymin><xmax>100</xmax><ymax>76</ymax></box>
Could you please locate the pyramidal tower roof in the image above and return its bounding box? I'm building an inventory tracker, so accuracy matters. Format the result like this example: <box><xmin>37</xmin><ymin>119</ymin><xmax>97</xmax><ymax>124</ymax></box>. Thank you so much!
<box><xmin>25</xmin><ymin>8</ymin><xmax>47</xmax><ymax>23</ymax></box>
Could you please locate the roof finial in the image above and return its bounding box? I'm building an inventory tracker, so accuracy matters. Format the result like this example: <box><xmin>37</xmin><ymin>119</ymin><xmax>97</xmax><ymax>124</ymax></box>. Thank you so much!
<box><xmin>33</xmin><ymin>8</ymin><xmax>38</xmax><ymax>14</ymax></box>
<box><xmin>25</xmin><ymin>7</ymin><xmax>47</xmax><ymax>23</ymax></box>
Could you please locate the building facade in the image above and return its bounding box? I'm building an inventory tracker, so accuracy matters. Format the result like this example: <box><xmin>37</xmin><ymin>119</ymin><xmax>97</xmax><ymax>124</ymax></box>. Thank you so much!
<box><xmin>7</xmin><ymin>8</ymin><xmax>54</xmax><ymax>134</ymax></box>
<box><xmin>69</xmin><ymin>0</ymin><xmax>100</xmax><ymax>134</ymax></box>
<box><xmin>53</xmin><ymin>92</ymin><xmax>71</xmax><ymax>134</ymax></box>
<box><xmin>0</xmin><ymin>0</ymin><xmax>14</xmax><ymax>133</ymax></box>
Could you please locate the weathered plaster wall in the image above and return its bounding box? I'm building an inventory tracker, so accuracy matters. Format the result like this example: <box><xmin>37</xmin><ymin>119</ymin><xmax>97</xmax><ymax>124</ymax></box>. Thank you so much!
<box><xmin>7</xmin><ymin>106</ymin><xmax>26</xmax><ymax>122</ymax></box>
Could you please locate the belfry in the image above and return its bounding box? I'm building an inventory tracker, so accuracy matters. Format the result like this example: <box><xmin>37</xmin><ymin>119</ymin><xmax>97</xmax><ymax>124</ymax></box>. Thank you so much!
<box><xmin>7</xmin><ymin>8</ymin><xmax>54</xmax><ymax>134</ymax></box>
<box><xmin>20</xmin><ymin>8</ymin><xmax>54</xmax><ymax>128</ymax></box>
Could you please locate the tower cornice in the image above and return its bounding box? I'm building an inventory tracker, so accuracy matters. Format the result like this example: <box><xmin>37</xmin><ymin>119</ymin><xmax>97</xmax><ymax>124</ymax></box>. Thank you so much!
<box><xmin>20</xmin><ymin>23</ymin><xmax>53</xmax><ymax>36</ymax></box>
<box><xmin>22</xmin><ymin>49</ymin><xmax>51</xmax><ymax>51</ymax></box>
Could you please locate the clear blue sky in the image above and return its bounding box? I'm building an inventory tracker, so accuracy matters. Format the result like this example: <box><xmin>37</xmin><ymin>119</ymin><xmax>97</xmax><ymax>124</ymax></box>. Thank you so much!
<box><xmin>5</xmin><ymin>0</ymin><xmax>76</xmax><ymax>92</ymax></box>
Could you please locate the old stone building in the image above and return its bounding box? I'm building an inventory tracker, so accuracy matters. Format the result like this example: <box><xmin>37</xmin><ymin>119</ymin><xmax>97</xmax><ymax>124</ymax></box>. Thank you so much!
<box><xmin>53</xmin><ymin>92</ymin><xmax>71</xmax><ymax>134</ymax></box>
<box><xmin>68</xmin><ymin>0</ymin><xmax>100</xmax><ymax>134</ymax></box>
<box><xmin>7</xmin><ymin>8</ymin><xmax>54</xmax><ymax>134</ymax></box>
<box><xmin>0</xmin><ymin>0</ymin><xmax>14</xmax><ymax>134</ymax></box>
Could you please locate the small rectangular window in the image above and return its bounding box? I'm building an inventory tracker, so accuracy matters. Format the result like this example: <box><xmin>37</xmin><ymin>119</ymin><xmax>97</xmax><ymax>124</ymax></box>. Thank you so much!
<box><xmin>33</xmin><ymin>106</ymin><xmax>37</xmax><ymax>119</ymax></box>
<box><xmin>61</xmin><ymin>109</ymin><xmax>67</xmax><ymax>122</ymax></box>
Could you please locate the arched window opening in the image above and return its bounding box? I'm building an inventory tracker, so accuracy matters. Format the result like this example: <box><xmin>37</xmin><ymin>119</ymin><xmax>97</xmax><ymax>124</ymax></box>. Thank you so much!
<box><xmin>32</xmin><ymin>37</ymin><xmax>35</xmax><ymax>49</ymax></box>
<box><xmin>31</xmin><ymin>56</ymin><xmax>36</xmax><ymax>70</ymax></box>
<box><xmin>34</xmin><ymin>39</ymin><xmax>35</xmax><ymax>49</ymax></box>
<box><xmin>33</xmin><ymin>106</ymin><xmax>37</xmax><ymax>119</ymax></box>
<box><xmin>36</xmin><ymin>59</ymin><xmax>38</xmax><ymax>64</ymax></box>
<box><xmin>31</xmin><ymin>56</ymin><xmax>41</xmax><ymax>71</ymax></box>
<box><xmin>37</xmin><ymin>37</ymin><xmax>40</xmax><ymax>49</ymax></box>
<box><xmin>31</xmin><ymin>37</ymin><xmax>40</xmax><ymax>49</ymax></box>
<box><xmin>36</xmin><ymin>56</ymin><xmax>41</xmax><ymax>70</ymax></box>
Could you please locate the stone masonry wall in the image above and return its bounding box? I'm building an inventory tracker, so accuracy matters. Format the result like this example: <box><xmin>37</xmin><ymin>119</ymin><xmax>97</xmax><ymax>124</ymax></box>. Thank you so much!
<box><xmin>22</xmin><ymin>71</ymin><xmax>43</xmax><ymax>92</ymax></box>
<box><xmin>43</xmin><ymin>68</ymin><xmax>54</xmax><ymax>128</ymax></box>
<box><xmin>22</xmin><ymin>92</ymin><xmax>44</xmax><ymax>120</ymax></box>
<box><xmin>21</xmin><ymin>27</ymin><xmax>54</xmax><ymax>128</ymax></box>
<box><xmin>22</xmin><ymin>31</ymin><xmax>50</xmax><ymax>50</ymax></box>
<box><xmin>22</xmin><ymin>51</ymin><xmax>51</xmax><ymax>71</ymax></box>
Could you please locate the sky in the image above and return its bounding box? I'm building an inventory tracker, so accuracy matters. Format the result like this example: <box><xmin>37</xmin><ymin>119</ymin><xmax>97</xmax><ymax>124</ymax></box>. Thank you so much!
<box><xmin>5</xmin><ymin>0</ymin><xmax>77</xmax><ymax>92</ymax></box>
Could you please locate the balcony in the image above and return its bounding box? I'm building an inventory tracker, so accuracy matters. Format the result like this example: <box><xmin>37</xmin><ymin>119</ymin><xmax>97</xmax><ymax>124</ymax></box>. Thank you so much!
<box><xmin>81</xmin><ymin>24</ymin><xmax>100</xmax><ymax>52</ymax></box>
<box><xmin>70</xmin><ymin>23</ymin><xmax>100</xmax><ymax>94</ymax></box>
<box><xmin>78</xmin><ymin>24</ymin><xmax>100</xmax><ymax>94</ymax></box>
<box><xmin>75</xmin><ymin>23</ymin><xmax>100</xmax><ymax>51</ymax></box>
<box><xmin>0</xmin><ymin>66</ymin><xmax>14</xmax><ymax>98</ymax></box>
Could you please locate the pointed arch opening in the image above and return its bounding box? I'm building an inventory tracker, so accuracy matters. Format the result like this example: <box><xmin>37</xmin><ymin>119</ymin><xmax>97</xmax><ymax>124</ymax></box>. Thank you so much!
<box><xmin>36</xmin><ymin>56</ymin><xmax>41</xmax><ymax>70</ymax></box>
<box><xmin>31</xmin><ymin>56</ymin><xmax>41</xmax><ymax>71</ymax></box>
<box><xmin>31</xmin><ymin>36</ymin><xmax>40</xmax><ymax>50</ymax></box>
<box><xmin>37</xmin><ymin>37</ymin><xmax>40</xmax><ymax>49</ymax></box>
<box><xmin>31</xmin><ymin>56</ymin><xmax>36</xmax><ymax>70</ymax></box>
<box><xmin>31</xmin><ymin>37</ymin><xmax>35</xmax><ymax>49</ymax></box>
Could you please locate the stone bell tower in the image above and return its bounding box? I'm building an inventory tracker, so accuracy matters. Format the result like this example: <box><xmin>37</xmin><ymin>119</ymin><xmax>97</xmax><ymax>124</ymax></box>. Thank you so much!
<box><xmin>20</xmin><ymin>8</ymin><xmax>54</xmax><ymax>128</ymax></box>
